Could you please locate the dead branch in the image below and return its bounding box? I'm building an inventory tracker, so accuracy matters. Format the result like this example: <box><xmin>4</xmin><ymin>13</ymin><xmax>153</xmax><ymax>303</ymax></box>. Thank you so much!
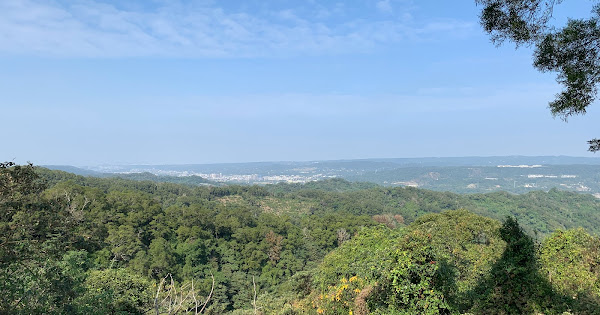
<box><xmin>152</xmin><ymin>273</ymin><xmax>215</xmax><ymax>315</ymax></box>
<box><xmin>198</xmin><ymin>273</ymin><xmax>214</xmax><ymax>314</ymax></box>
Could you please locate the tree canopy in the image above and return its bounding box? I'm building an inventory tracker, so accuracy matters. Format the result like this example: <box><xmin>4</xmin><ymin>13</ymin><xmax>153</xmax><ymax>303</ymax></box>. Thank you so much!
<box><xmin>4</xmin><ymin>165</ymin><xmax>600</xmax><ymax>313</ymax></box>
<box><xmin>476</xmin><ymin>0</ymin><xmax>600</xmax><ymax>151</ymax></box>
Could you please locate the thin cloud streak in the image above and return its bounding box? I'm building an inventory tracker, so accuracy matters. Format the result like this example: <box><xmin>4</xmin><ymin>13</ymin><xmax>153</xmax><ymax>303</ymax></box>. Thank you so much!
<box><xmin>0</xmin><ymin>0</ymin><xmax>475</xmax><ymax>58</ymax></box>
<box><xmin>106</xmin><ymin>83</ymin><xmax>558</xmax><ymax>120</ymax></box>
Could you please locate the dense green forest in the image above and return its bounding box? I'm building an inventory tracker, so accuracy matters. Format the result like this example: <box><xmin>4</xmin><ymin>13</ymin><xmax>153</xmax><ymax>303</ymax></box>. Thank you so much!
<box><xmin>2</xmin><ymin>164</ymin><xmax>599</xmax><ymax>314</ymax></box>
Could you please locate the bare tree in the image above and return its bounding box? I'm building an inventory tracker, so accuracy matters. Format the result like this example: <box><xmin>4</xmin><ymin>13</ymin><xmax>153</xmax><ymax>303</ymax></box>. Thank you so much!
<box><xmin>152</xmin><ymin>273</ymin><xmax>215</xmax><ymax>314</ymax></box>
<box><xmin>337</xmin><ymin>228</ymin><xmax>350</xmax><ymax>246</ymax></box>
<box><xmin>252</xmin><ymin>276</ymin><xmax>262</xmax><ymax>315</ymax></box>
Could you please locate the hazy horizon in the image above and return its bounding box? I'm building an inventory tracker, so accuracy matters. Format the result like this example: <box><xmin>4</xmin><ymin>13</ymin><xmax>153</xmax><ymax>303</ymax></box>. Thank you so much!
<box><xmin>36</xmin><ymin>155</ymin><xmax>600</xmax><ymax>169</ymax></box>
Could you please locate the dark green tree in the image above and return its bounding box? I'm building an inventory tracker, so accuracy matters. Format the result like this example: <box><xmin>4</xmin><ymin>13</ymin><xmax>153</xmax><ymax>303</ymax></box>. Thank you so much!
<box><xmin>76</xmin><ymin>268</ymin><xmax>153</xmax><ymax>315</ymax></box>
<box><xmin>470</xmin><ymin>217</ymin><xmax>566</xmax><ymax>314</ymax></box>
<box><xmin>540</xmin><ymin>228</ymin><xmax>600</xmax><ymax>313</ymax></box>
<box><xmin>0</xmin><ymin>162</ymin><xmax>85</xmax><ymax>314</ymax></box>
<box><xmin>476</xmin><ymin>0</ymin><xmax>600</xmax><ymax>151</ymax></box>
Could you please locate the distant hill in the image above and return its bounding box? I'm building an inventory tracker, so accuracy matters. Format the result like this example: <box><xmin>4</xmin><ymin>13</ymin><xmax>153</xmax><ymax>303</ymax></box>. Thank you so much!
<box><xmin>40</xmin><ymin>156</ymin><xmax>600</xmax><ymax>194</ymax></box>
<box><xmin>82</xmin><ymin>156</ymin><xmax>600</xmax><ymax>175</ymax></box>
<box><xmin>42</xmin><ymin>165</ymin><xmax>104</xmax><ymax>176</ymax></box>
<box><xmin>39</xmin><ymin>167</ymin><xmax>215</xmax><ymax>186</ymax></box>
<box><xmin>109</xmin><ymin>172</ymin><xmax>215</xmax><ymax>186</ymax></box>
<box><xmin>348</xmin><ymin>164</ymin><xmax>600</xmax><ymax>194</ymax></box>
<box><xmin>57</xmin><ymin>156</ymin><xmax>600</xmax><ymax>194</ymax></box>
<box><xmin>266</xmin><ymin>177</ymin><xmax>380</xmax><ymax>193</ymax></box>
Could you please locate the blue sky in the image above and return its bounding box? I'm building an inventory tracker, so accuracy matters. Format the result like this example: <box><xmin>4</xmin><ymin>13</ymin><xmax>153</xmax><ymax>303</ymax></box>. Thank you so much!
<box><xmin>1</xmin><ymin>0</ymin><xmax>599</xmax><ymax>165</ymax></box>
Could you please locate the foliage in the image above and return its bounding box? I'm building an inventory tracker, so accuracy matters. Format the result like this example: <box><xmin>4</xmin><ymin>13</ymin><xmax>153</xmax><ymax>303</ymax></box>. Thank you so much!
<box><xmin>111</xmin><ymin>172</ymin><xmax>214</xmax><ymax>186</ymax></box>
<box><xmin>476</xmin><ymin>0</ymin><xmax>600</xmax><ymax>151</ymax></box>
<box><xmin>149</xmin><ymin>273</ymin><xmax>215</xmax><ymax>314</ymax></box>
<box><xmin>4</xmin><ymin>165</ymin><xmax>600</xmax><ymax>313</ymax></box>
<box><xmin>314</xmin><ymin>210</ymin><xmax>600</xmax><ymax>314</ymax></box>
<box><xmin>312</xmin><ymin>276</ymin><xmax>368</xmax><ymax>315</ymax></box>
<box><xmin>377</xmin><ymin>230</ymin><xmax>451</xmax><ymax>314</ymax></box>
<box><xmin>540</xmin><ymin>228</ymin><xmax>600</xmax><ymax>312</ymax></box>
<box><xmin>315</xmin><ymin>211</ymin><xmax>506</xmax><ymax>314</ymax></box>
<box><xmin>0</xmin><ymin>162</ymin><xmax>86</xmax><ymax>314</ymax></box>
<box><xmin>406</xmin><ymin>210</ymin><xmax>505</xmax><ymax>310</ymax></box>
<box><xmin>468</xmin><ymin>217</ymin><xmax>567</xmax><ymax>314</ymax></box>
<box><xmin>315</xmin><ymin>225</ymin><xmax>402</xmax><ymax>289</ymax></box>
<box><xmin>77</xmin><ymin>268</ymin><xmax>153</xmax><ymax>314</ymax></box>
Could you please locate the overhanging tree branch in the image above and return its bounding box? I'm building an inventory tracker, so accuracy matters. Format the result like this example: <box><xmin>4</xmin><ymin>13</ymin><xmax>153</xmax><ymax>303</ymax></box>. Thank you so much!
<box><xmin>476</xmin><ymin>0</ymin><xmax>600</xmax><ymax>151</ymax></box>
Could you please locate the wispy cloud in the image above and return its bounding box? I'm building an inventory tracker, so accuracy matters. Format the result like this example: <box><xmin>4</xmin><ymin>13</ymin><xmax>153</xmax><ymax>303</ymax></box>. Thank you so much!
<box><xmin>0</xmin><ymin>0</ymin><xmax>475</xmax><ymax>58</ymax></box>
<box><xmin>376</xmin><ymin>0</ymin><xmax>393</xmax><ymax>14</ymax></box>
<box><xmin>120</xmin><ymin>82</ymin><xmax>558</xmax><ymax>122</ymax></box>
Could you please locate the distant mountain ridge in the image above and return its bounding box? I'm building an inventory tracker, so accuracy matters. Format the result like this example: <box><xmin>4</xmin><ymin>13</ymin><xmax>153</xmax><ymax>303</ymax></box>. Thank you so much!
<box><xmin>41</xmin><ymin>165</ymin><xmax>103</xmax><ymax>176</ymax></box>
<box><xmin>42</xmin><ymin>156</ymin><xmax>600</xmax><ymax>194</ymax></box>
<box><xmin>48</xmin><ymin>155</ymin><xmax>600</xmax><ymax>174</ymax></box>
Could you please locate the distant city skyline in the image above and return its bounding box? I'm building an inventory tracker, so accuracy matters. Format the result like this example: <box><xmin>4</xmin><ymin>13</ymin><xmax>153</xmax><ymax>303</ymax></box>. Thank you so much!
<box><xmin>2</xmin><ymin>0</ymin><xmax>599</xmax><ymax>165</ymax></box>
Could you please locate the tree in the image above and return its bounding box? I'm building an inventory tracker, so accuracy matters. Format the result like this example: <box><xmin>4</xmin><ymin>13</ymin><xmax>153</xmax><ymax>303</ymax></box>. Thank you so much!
<box><xmin>0</xmin><ymin>162</ymin><xmax>85</xmax><ymax>313</ymax></box>
<box><xmin>470</xmin><ymin>217</ymin><xmax>565</xmax><ymax>314</ymax></box>
<box><xmin>77</xmin><ymin>268</ymin><xmax>153</xmax><ymax>314</ymax></box>
<box><xmin>476</xmin><ymin>0</ymin><xmax>600</xmax><ymax>151</ymax></box>
<box><xmin>540</xmin><ymin>228</ymin><xmax>600</xmax><ymax>310</ymax></box>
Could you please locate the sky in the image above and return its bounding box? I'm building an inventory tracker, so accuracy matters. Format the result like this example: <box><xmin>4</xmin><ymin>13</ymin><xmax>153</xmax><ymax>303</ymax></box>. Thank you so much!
<box><xmin>1</xmin><ymin>0</ymin><xmax>599</xmax><ymax>166</ymax></box>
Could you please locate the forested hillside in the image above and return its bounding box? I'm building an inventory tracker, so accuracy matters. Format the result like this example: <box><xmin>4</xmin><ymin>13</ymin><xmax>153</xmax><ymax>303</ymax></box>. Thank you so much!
<box><xmin>2</xmin><ymin>164</ymin><xmax>599</xmax><ymax>314</ymax></box>
<box><xmin>61</xmin><ymin>158</ymin><xmax>600</xmax><ymax>195</ymax></box>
